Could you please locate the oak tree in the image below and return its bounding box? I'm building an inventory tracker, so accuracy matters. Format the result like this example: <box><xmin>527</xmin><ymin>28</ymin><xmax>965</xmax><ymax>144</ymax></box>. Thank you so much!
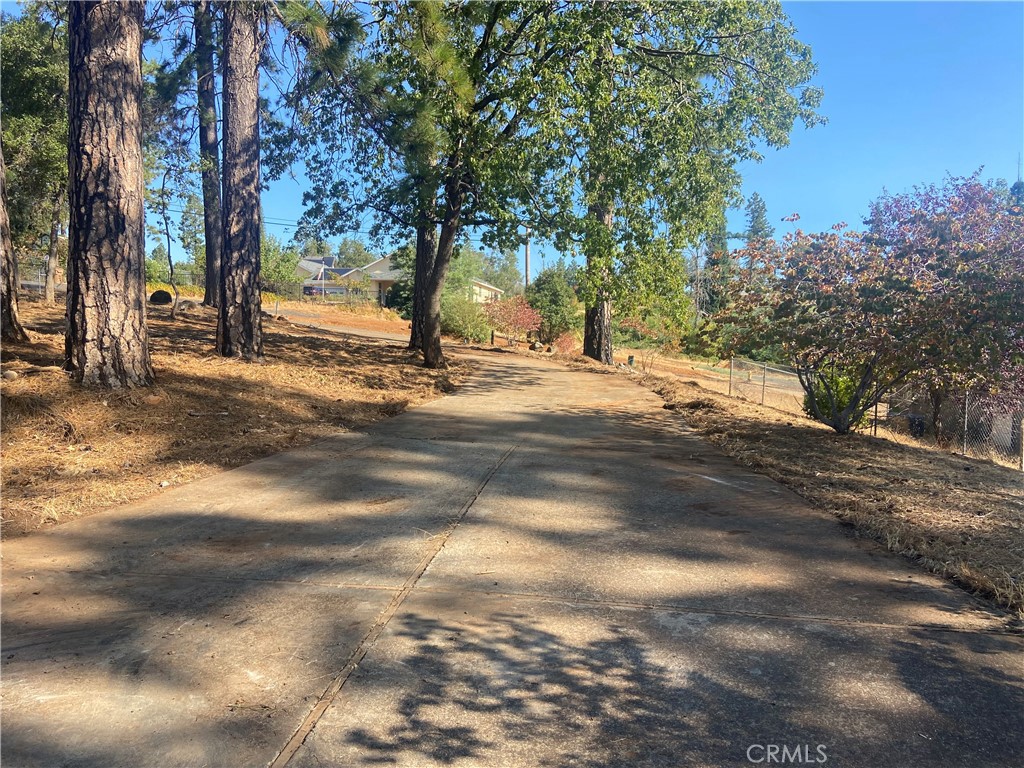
<box><xmin>533</xmin><ymin>2</ymin><xmax>821</xmax><ymax>363</ymax></box>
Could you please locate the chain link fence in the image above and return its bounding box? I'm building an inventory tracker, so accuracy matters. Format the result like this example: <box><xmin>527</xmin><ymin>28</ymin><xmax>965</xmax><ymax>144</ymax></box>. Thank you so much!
<box><xmin>876</xmin><ymin>386</ymin><xmax>1024</xmax><ymax>470</ymax></box>
<box><xmin>666</xmin><ymin>355</ymin><xmax>1023</xmax><ymax>471</ymax></box>
<box><xmin>726</xmin><ymin>357</ymin><xmax>806</xmax><ymax>414</ymax></box>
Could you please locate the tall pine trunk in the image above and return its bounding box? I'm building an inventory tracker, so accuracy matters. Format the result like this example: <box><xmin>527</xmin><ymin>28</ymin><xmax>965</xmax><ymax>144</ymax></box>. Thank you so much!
<box><xmin>583</xmin><ymin>201</ymin><xmax>614</xmax><ymax>364</ymax></box>
<box><xmin>66</xmin><ymin>0</ymin><xmax>152</xmax><ymax>387</ymax></box>
<box><xmin>409</xmin><ymin>221</ymin><xmax>435</xmax><ymax>351</ymax></box>
<box><xmin>217</xmin><ymin>2</ymin><xmax>263</xmax><ymax>360</ymax></box>
<box><xmin>194</xmin><ymin>0</ymin><xmax>222</xmax><ymax>308</ymax></box>
<box><xmin>1</xmin><ymin>136</ymin><xmax>28</xmax><ymax>343</ymax></box>
<box><xmin>44</xmin><ymin>190</ymin><xmax>62</xmax><ymax>303</ymax></box>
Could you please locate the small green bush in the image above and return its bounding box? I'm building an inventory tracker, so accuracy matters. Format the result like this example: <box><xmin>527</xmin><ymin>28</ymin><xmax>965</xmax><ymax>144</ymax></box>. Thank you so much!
<box><xmin>145</xmin><ymin>258</ymin><xmax>171</xmax><ymax>283</ymax></box>
<box><xmin>440</xmin><ymin>294</ymin><xmax>489</xmax><ymax>343</ymax></box>
<box><xmin>802</xmin><ymin>370</ymin><xmax>870</xmax><ymax>430</ymax></box>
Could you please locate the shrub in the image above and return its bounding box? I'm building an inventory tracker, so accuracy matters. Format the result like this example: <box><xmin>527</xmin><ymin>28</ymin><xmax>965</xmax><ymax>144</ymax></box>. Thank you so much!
<box><xmin>483</xmin><ymin>295</ymin><xmax>541</xmax><ymax>344</ymax></box>
<box><xmin>385</xmin><ymin>281</ymin><xmax>413</xmax><ymax>319</ymax></box>
<box><xmin>526</xmin><ymin>264</ymin><xmax>581</xmax><ymax>342</ymax></box>
<box><xmin>802</xmin><ymin>369</ymin><xmax>871</xmax><ymax>431</ymax></box>
<box><xmin>145</xmin><ymin>258</ymin><xmax>171</xmax><ymax>283</ymax></box>
<box><xmin>551</xmin><ymin>331</ymin><xmax>581</xmax><ymax>356</ymax></box>
<box><xmin>440</xmin><ymin>294</ymin><xmax>489</xmax><ymax>343</ymax></box>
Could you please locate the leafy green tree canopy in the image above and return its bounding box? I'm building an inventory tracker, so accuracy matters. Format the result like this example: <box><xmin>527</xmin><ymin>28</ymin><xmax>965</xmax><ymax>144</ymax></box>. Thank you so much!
<box><xmin>526</xmin><ymin>261</ymin><xmax>582</xmax><ymax>343</ymax></box>
<box><xmin>335</xmin><ymin>237</ymin><xmax>374</xmax><ymax>267</ymax></box>
<box><xmin>0</xmin><ymin>5</ymin><xmax>69</xmax><ymax>242</ymax></box>
<box><xmin>261</xmin><ymin>232</ymin><xmax>302</xmax><ymax>288</ymax></box>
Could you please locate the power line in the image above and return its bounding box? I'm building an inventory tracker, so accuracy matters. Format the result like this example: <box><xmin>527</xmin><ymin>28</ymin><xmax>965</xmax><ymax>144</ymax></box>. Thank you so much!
<box><xmin>150</xmin><ymin>206</ymin><xmax>490</xmax><ymax>245</ymax></box>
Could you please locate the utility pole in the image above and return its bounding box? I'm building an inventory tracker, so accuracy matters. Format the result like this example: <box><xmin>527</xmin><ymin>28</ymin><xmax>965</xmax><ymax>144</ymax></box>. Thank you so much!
<box><xmin>524</xmin><ymin>226</ymin><xmax>531</xmax><ymax>287</ymax></box>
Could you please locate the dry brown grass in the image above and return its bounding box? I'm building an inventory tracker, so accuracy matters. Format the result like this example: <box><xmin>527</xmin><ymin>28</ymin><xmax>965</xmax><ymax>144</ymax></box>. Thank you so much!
<box><xmin>640</xmin><ymin>373</ymin><xmax>1024</xmax><ymax>617</ymax></box>
<box><xmin>1</xmin><ymin>299</ymin><xmax>465</xmax><ymax>536</ymax></box>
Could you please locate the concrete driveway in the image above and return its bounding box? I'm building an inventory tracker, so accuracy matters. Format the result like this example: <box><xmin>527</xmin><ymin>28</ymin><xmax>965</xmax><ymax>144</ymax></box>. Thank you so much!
<box><xmin>2</xmin><ymin>350</ymin><xmax>1021</xmax><ymax>768</ymax></box>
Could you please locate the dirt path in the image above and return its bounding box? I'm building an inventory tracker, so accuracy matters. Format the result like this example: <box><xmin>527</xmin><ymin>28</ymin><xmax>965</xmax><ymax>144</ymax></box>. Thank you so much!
<box><xmin>2</xmin><ymin>351</ymin><xmax>1021</xmax><ymax>767</ymax></box>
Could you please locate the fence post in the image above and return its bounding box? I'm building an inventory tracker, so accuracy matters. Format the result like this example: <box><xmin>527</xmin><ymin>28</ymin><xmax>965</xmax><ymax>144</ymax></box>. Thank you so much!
<box><xmin>761</xmin><ymin>363</ymin><xmax>767</xmax><ymax>405</ymax></box>
<box><xmin>1019</xmin><ymin>416</ymin><xmax>1024</xmax><ymax>472</ymax></box>
<box><xmin>728</xmin><ymin>357</ymin><xmax>733</xmax><ymax>397</ymax></box>
<box><xmin>962</xmin><ymin>389</ymin><xmax>969</xmax><ymax>456</ymax></box>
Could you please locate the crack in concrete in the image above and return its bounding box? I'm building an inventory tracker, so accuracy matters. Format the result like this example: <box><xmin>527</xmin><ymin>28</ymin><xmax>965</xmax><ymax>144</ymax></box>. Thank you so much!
<box><xmin>268</xmin><ymin>442</ymin><xmax>520</xmax><ymax>768</ymax></box>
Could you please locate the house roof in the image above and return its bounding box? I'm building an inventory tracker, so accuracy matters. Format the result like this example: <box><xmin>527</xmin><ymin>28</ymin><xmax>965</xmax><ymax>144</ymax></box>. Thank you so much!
<box><xmin>470</xmin><ymin>278</ymin><xmax>505</xmax><ymax>294</ymax></box>
<box><xmin>361</xmin><ymin>256</ymin><xmax>391</xmax><ymax>272</ymax></box>
<box><xmin>296</xmin><ymin>258</ymin><xmax>326</xmax><ymax>276</ymax></box>
<box><xmin>301</xmin><ymin>266</ymin><xmax>364</xmax><ymax>285</ymax></box>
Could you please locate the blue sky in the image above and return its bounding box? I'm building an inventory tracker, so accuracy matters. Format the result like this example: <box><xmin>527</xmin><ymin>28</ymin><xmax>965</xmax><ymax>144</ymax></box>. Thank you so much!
<box><xmin>721</xmin><ymin>1</ymin><xmax>1024</xmax><ymax>242</ymax></box>
<box><xmin>258</xmin><ymin>1</ymin><xmax>1024</xmax><ymax>279</ymax></box>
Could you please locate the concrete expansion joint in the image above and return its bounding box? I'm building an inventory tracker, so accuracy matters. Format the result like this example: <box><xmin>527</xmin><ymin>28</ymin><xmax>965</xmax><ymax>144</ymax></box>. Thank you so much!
<box><xmin>267</xmin><ymin>442</ymin><xmax>520</xmax><ymax>768</ymax></box>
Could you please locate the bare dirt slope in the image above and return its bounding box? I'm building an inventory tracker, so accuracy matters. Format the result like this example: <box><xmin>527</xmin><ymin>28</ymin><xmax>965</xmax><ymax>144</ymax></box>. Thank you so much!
<box><xmin>0</xmin><ymin>300</ymin><xmax>464</xmax><ymax>535</ymax></box>
<box><xmin>640</xmin><ymin>372</ymin><xmax>1024</xmax><ymax>616</ymax></box>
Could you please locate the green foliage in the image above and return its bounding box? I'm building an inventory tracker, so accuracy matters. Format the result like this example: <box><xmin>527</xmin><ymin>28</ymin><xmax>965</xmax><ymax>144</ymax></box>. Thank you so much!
<box><xmin>802</xmin><ymin>370</ymin><xmax>870</xmax><ymax>431</ymax></box>
<box><xmin>383</xmin><ymin>243</ymin><xmax>416</xmax><ymax>317</ymax></box>
<box><xmin>146</xmin><ymin>245</ymin><xmax>171</xmax><ymax>283</ymax></box>
<box><xmin>744</xmin><ymin>192</ymin><xmax>774</xmax><ymax>244</ymax></box>
<box><xmin>1010</xmin><ymin>180</ymin><xmax>1024</xmax><ymax>215</ymax></box>
<box><xmin>386</xmin><ymin>281</ymin><xmax>414</xmax><ymax>319</ymax></box>
<box><xmin>146</xmin><ymin>258</ymin><xmax>171</xmax><ymax>284</ymax></box>
<box><xmin>389</xmin><ymin>243</ymin><xmax>416</xmax><ymax>277</ymax></box>
<box><xmin>335</xmin><ymin>237</ymin><xmax>374</xmax><ymax>267</ymax></box>
<box><xmin>526</xmin><ymin>262</ymin><xmax>581</xmax><ymax>343</ymax></box>
<box><xmin>299</xmin><ymin>238</ymin><xmax>333</xmax><ymax>263</ymax></box>
<box><xmin>480</xmin><ymin>250</ymin><xmax>523</xmax><ymax>296</ymax></box>
<box><xmin>177</xmin><ymin>192</ymin><xmax>206</xmax><ymax>273</ymax></box>
<box><xmin>440</xmin><ymin>294</ymin><xmax>489</xmax><ymax>343</ymax></box>
<box><xmin>526</xmin><ymin>1</ymin><xmax>821</xmax><ymax>356</ymax></box>
<box><xmin>445</xmin><ymin>246</ymin><xmax>486</xmax><ymax>296</ymax></box>
<box><xmin>0</xmin><ymin>6</ymin><xmax>68</xmax><ymax>243</ymax></box>
<box><xmin>261</xmin><ymin>233</ymin><xmax>302</xmax><ymax>289</ymax></box>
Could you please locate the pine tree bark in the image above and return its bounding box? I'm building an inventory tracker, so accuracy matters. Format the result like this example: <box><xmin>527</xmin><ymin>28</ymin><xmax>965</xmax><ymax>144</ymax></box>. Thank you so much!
<box><xmin>66</xmin><ymin>0</ymin><xmax>152</xmax><ymax>387</ymax></box>
<box><xmin>409</xmin><ymin>221</ymin><xmax>435</xmax><ymax>351</ymax></box>
<box><xmin>44</xmin><ymin>190</ymin><xmax>62</xmax><ymax>303</ymax></box>
<box><xmin>217</xmin><ymin>1</ymin><xmax>263</xmax><ymax>360</ymax></box>
<box><xmin>194</xmin><ymin>0</ymin><xmax>222</xmax><ymax>308</ymax></box>
<box><xmin>583</xmin><ymin>201</ymin><xmax>614</xmax><ymax>365</ymax></box>
<box><xmin>1</xmin><ymin>136</ymin><xmax>29</xmax><ymax>343</ymax></box>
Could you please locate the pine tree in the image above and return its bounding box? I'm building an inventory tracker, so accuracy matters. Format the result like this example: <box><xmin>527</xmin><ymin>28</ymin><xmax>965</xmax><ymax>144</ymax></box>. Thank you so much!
<box><xmin>217</xmin><ymin>1</ymin><xmax>264</xmax><ymax>360</ymax></box>
<box><xmin>66</xmin><ymin>0</ymin><xmax>153</xmax><ymax>387</ymax></box>
<box><xmin>1</xmin><ymin>136</ymin><xmax>28</xmax><ymax>342</ymax></box>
